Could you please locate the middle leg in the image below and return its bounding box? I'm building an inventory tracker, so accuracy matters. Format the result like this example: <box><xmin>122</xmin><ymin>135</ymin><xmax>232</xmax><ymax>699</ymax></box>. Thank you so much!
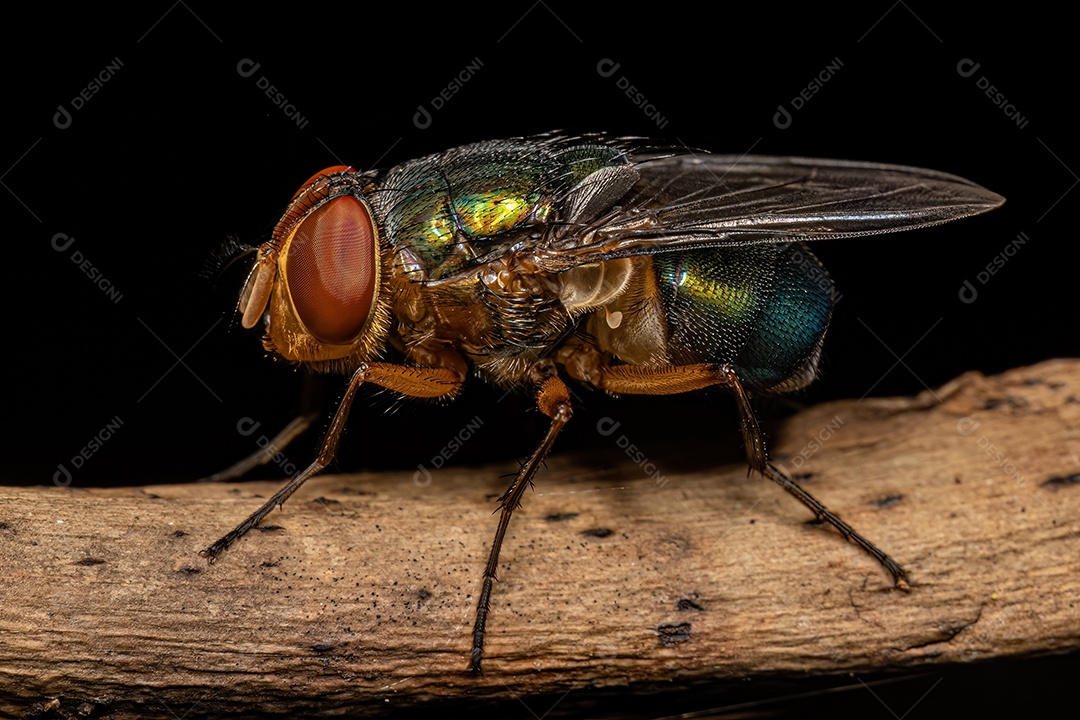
<box><xmin>468</xmin><ymin>374</ymin><xmax>573</xmax><ymax>673</ymax></box>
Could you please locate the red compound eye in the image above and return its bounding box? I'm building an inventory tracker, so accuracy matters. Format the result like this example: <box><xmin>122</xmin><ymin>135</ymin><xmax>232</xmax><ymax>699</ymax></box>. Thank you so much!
<box><xmin>284</xmin><ymin>195</ymin><xmax>377</xmax><ymax>344</ymax></box>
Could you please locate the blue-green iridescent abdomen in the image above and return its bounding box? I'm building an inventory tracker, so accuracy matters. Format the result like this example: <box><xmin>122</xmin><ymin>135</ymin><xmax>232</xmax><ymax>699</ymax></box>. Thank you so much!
<box><xmin>653</xmin><ymin>243</ymin><xmax>834</xmax><ymax>392</ymax></box>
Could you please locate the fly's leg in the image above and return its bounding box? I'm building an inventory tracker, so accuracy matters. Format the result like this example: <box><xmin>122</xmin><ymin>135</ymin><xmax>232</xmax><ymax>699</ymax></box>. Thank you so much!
<box><xmin>469</xmin><ymin>374</ymin><xmax>573</xmax><ymax>673</ymax></box>
<box><xmin>717</xmin><ymin>366</ymin><xmax>910</xmax><ymax>589</ymax></box>
<box><xmin>598</xmin><ymin>362</ymin><xmax>910</xmax><ymax>590</ymax></box>
<box><xmin>200</xmin><ymin>362</ymin><xmax>463</xmax><ymax>562</ymax></box>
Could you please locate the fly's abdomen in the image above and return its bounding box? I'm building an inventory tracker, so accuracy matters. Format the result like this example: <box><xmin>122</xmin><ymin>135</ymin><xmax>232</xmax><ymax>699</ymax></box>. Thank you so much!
<box><xmin>654</xmin><ymin>243</ymin><xmax>834</xmax><ymax>393</ymax></box>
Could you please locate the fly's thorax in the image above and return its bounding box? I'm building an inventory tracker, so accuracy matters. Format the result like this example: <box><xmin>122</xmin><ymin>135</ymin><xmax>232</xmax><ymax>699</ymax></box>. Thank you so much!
<box><xmin>368</xmin><ymin>136</ymin><xmax>639</xmax><ymax>362</ymax></box>
<box><xmin>475</xmin><ymin>254</ymin><xmax>572</xmax><ymax>355</ymax></box>
<box><xmin>388</xmin><ymin>248</ymin><xmax>575</xmax><ymax>385</ymax></box>
<box><xmin>385</xmin><ymin>256</ymin><xmax>569</xmax><ymax>388</ymax></box>
<box><xmin>241</xmin><ymin>167</ymin><xmax>394</xmax><ymax>373</ymax></box>
<box><xmin>370</xmin><ymin>138</ymin><xmax>633</xmax><ymax>281</ymax></box>
<box><xmin>373</xmin><ymin>151</ymin><xmax>547</xmax><ymax>282</ymax></box>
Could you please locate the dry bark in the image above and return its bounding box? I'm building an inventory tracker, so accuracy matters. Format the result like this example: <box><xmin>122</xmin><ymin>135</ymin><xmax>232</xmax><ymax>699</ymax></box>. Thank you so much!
<box><xmin>2</xmin><ymin>360</ymin><xmax>1078</xmax><ymax>718</ymax></box>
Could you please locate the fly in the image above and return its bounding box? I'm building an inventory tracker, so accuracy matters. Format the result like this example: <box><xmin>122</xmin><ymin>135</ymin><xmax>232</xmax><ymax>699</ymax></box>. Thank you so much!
<box><xmin>198</xmin><ymin>134</ymin><xmax>1004</xmax><ymax>672</ymax></box>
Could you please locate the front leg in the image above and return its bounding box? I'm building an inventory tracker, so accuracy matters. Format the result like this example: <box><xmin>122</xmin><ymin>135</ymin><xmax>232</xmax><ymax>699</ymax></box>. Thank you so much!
<box><xmin>200</xmin><ymin>362</ymin><xmax>463</xmax><ymax>562</ymax></box>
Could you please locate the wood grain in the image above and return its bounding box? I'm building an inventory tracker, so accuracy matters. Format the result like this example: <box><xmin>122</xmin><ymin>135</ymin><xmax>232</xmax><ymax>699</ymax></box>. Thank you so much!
<box><xmin>2</xmin><ymin>360</ymin><xmax>1078</xmax><ymax>718</ymax></box>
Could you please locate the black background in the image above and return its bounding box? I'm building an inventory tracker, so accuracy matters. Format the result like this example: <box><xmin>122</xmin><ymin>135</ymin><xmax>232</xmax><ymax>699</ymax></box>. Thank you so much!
<box><xmin>5</xmin><ymin>3</ymin><xmax>1076</xmax><ymax>718</ymax></box>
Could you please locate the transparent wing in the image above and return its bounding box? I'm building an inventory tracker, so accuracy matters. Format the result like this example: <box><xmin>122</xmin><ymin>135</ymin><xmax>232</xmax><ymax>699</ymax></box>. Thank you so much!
<box><xmin>534</xmin><ymin>152</ymin><xmax>1004</xmax><ymax>270</ymax></box>
<box><xmin>427</xmin><ymin>151</ymin><xmax>1004</xmax><ymax>281</ymax></box>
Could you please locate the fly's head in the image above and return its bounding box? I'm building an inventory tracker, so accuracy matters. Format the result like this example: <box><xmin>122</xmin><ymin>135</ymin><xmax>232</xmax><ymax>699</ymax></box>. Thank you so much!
<box><xmin>238</xmin><ymin>166</ymin><xmax>393</xmax><ymax>373</ymax></box>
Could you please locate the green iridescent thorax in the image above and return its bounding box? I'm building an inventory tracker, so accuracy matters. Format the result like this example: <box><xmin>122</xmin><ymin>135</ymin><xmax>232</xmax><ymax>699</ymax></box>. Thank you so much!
<box><xmin>375</xmin><ymin>140</ymin><xmax>629</xmax><ymax>280</ymax></box>
<box><xmin>654</xmin><ymin>243</ymin><xmax>834</xmax><ymax>392</ymax></box>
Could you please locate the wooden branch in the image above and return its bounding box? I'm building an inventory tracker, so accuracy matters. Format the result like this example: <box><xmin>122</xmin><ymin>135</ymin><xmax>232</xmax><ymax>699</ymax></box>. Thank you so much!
<box><xmin>2</xmin><ymin>360</ymin><xmax>1078</xmax><ymax>718</ymax></box>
